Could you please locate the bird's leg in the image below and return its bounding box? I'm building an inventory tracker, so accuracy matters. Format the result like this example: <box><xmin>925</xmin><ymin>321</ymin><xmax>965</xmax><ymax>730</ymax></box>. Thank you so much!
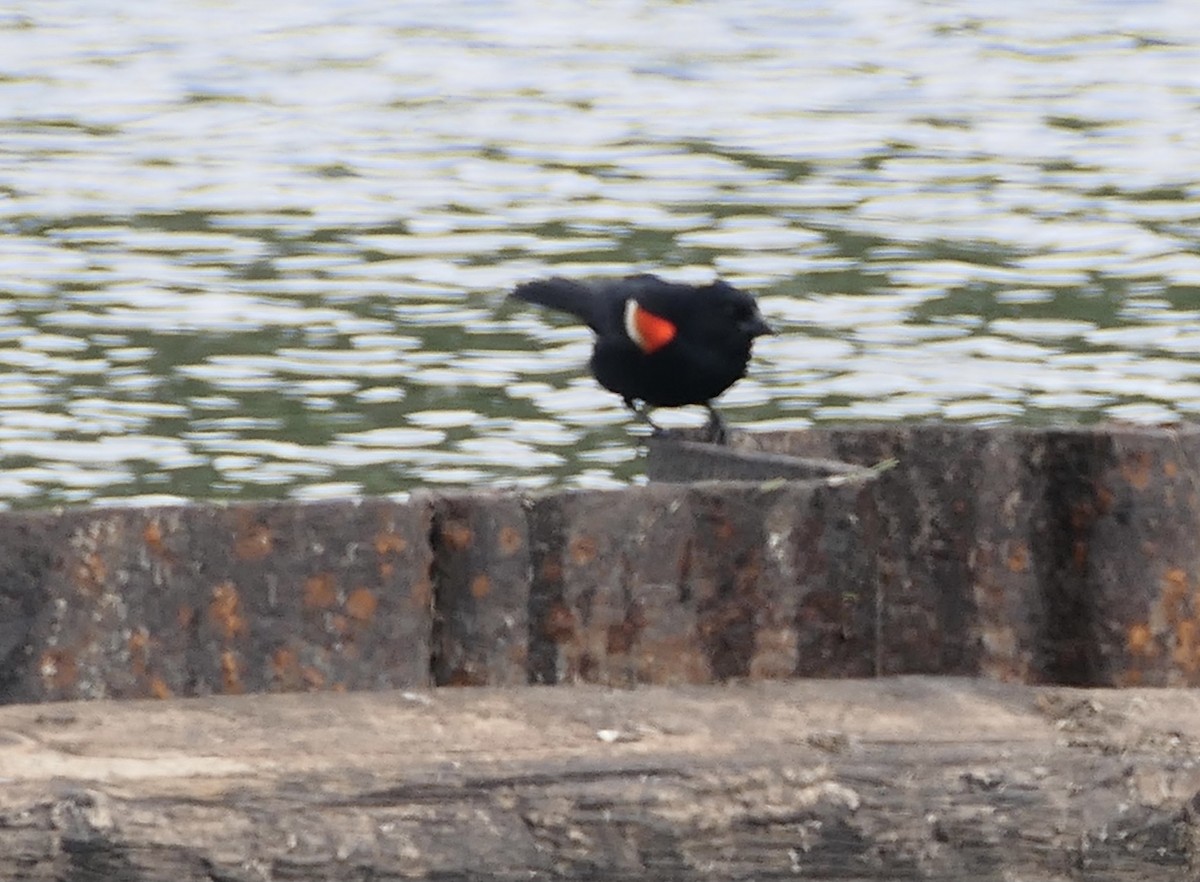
<box><xmin>623</xmin><ymin>397</ymin><xmax>665</xmax><ymax>434</ymax></box>
<box><xmin>702</xmin><ymin>403</ymin><xmax>729</xmax><ymax>445</ymax></box>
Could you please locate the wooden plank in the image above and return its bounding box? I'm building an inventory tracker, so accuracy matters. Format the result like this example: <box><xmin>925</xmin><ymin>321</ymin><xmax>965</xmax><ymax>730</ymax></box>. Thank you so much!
<box><xmin>732</xmin><ymin>424</ymin><xmax>1200</xmax><ymax>686</ymax></box>
<box><xmin>0</xmin><ymin>678</ymin><xmax>1197</xmax><ymax>880</ymax></box>
<box><xmin>526</xmin><ymin>479</ymin><xmax>878</xmax><ymax>685</ymax></box>
<box><xmin>7</xmin><ymin>500</ymin><xmax>435</xmax><ymax>703</ymax></box>
<box><xmin>429</xmin><ymin>490</ymin><xmax>531</xmax><ymax>686</ymax></box>
<box><xmin>5</xmin><ymin>424</ymin><xmax>1200</xmax><ymax>698</ymax></box>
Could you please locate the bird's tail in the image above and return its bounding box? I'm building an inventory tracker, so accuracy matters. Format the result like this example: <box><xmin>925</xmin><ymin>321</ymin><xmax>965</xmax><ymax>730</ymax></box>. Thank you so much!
<box><xmin>510</xmin><ymin>277</ymin><xmax>605</xmax><ymax>332</ymax></box>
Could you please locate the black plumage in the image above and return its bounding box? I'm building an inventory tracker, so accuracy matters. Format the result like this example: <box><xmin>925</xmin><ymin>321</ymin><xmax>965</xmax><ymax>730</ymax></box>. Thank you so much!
<box><xmin>511</xmin><ymin>273</ymin><xmax>771</xmax><ymax>436</ymax></box>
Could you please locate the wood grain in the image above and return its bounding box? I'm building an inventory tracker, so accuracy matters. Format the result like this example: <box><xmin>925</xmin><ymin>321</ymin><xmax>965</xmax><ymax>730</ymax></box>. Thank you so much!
<box><xmin>1</xmin><ymin>678</ymin><xmax>1198</xmax><ymax>880</ymax></box>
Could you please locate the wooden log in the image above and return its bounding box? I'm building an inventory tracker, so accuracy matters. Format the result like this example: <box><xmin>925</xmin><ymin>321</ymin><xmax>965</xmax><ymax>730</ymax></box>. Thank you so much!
<box><xmin>727</xmin><ymin>424</ymin><xmax>1200</xmax><ymax>687</ymax></box>
<box><xmin>0</xmin><ymin>678</ymin><xmax>1197</xmax><ymax>880</ymax></box>
<box><xmin>525</xmin><ymin>477</ymin><xmax>877</xmax><ymax>685</ymax></box>
<box><xmin>428</xmin><ymin>491</ymin><xmax>531</xmax><ymax>686</ymax></box>
<box><xmin>3</xmin><ymin>500</ymin><xmax>436</xmax><ymax>704</ymax></box>
<box><xmin>0</xmin><ymin>467</ymin><xmax>878</xmax><ymax>701</ymax></box>
<box><xmin>6</xmin><ymin>424</ymin><xmax>1200</xmax><ymax>698</ymax></box>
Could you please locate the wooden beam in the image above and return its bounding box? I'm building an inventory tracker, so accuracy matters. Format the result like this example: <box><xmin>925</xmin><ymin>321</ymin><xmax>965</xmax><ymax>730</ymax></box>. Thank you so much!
<box><xmin>1</xmin><ymin>678</ymin><xmax>1198</xmax><ymax>879</ymax></box>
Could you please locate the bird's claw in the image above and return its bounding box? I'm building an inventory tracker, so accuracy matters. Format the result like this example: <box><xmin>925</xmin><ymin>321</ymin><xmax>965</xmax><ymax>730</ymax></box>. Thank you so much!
<box><xmin>626</xmin><ymin>399</ymin><xmax>729</xmax><ymax>445</ymax></box>
<box><xmin>625</xmin><ymin>398</ymin><xmax>665</xmax><ymax>434</ymax></box>
<box><xmin>701</xmin><ymin>405</ymin><xmax>729</xmax><ymax>445</ymax></box>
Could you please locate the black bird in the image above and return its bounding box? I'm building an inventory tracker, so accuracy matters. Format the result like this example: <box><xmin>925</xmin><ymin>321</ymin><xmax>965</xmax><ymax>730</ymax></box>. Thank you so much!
<box><xmin>510</xmin><ymin>273</ymin><xmax>772</xmax><ymax>439</ymax></box>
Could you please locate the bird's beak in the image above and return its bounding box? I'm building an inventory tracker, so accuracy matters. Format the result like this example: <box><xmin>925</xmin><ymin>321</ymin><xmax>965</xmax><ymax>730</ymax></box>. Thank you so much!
<box><xmin>749</xmin><ymin>314</ymin><xmax>774</xmax><ymax>338</ymax></box>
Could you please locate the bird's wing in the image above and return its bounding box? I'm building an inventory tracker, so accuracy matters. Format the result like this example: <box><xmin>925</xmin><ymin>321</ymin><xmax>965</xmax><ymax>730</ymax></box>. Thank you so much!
<box><xmin>510</xmin><ymin>277</ymin><xmax>621</xmax><ymax>335</ymax></box>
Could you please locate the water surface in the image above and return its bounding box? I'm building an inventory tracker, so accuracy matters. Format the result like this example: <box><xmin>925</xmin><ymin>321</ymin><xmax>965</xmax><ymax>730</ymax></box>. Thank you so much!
<box><xmin>2</xmin><ymin>1</ymin><xmax>1200</xmax><ymax>507</ymax></box>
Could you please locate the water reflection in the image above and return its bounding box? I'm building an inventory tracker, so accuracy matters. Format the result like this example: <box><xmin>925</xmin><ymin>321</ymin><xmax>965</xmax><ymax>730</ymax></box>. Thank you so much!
<box><xmin>1</xmin><ymin>1</ymin><xmax>1199</xmax><ymax>507</ymax></box>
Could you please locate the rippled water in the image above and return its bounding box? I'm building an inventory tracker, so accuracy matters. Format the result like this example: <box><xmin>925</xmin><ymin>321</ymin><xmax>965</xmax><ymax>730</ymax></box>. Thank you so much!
<box><xmin>3</xmin><ymin>1</ymin><xmax>1200</xmax><ymax>507</ymax></box>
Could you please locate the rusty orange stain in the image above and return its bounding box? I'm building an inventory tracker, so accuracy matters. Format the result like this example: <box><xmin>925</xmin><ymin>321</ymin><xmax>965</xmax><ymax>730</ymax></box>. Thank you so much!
<box><xmin>606</xmin><ymin>616</ymin><xmax>643</xmax><ymax>655</ymax></box>
<box><xmin>272</xmin><ymin>646</ymin><xmax>299</xmax><ymax>676</ymax></box>
<box><xmin>1164</xmin><ymin>567</ymin><xmax>1189</xmax><ymax>590</ymax></box>
<box><xmin>1121</xmin><ymin>451</ymin><xmax>1153</xmax><ymax>491</ymax></box>
<box><xmin>498</xmin><ymin>525</ymin><xmax>523</xmax><ymax>557</ymax></box>
<box><xmin>639</xmin><ymin>634</ymin><xmax>714</xmax><ymax>685</ymax></box>
<box><xmin>234</xmin><ymin>524</ymin><xmax>273</xmax><ymax>561</ymax></box>
<box><xmin>374</xmin><ymin>530</ymin><xmax>409</xmax><ymax>556</ymax></box>
<box><xmin>440</xmin><ymin>520</ymin><xmax>474</xmax><ymax>551</ymax></box>
<box><xmin>569</xmin><ymin>534</ymin><xmax>598</xmax><ymax>566</ymax></box>
<box><xmin>410</xmin><ymin>575</ymin><xmax>433</xmax><ymax>611</ymax></box>
<box><xmin>470</xmin><ymin>573</ymin><xmax>491</xmax><ymax>599</ymax></box>
<box><xmin>220</xmin><ymin>650</ymin><xmax>244</xmax><ymax>694</ymax></box>
<box><xmin>1093</xmin><ymin>484</ymin><xmax>1115</xmax><ymax>516</ymax></box>
<box><xmin>1160</xmin><ymin>568</ymin><xmax>1190</xmax><ymax>625</ymax></box>
<box><xmin>142</xmin><ymin>520</ymin><xmax>173</xmax><ymax>562</ymax></box>
<box><xmin>148</xmin><ymin>676</ymin><xmax>173</xmax><ymax>700</ymax></box>
<box><xmin>303</xmin><ymin>666</ymin><xmax>325</xmax><ymax>689</ymax></box>
<box><xmin>128</xmin><ymin>627</ymin><xmax>150</xmax><ymax>677</ymax></box>
<box><xmin>1151</xmin><ymin>567</ymin><xmax>1200</xmax><ymax>678</ymax></box>
<box><xmin>538</xmin><ymin>558</ymin><xmax>563</xmax><ymax>583</ymax></box>
<box><xmin>444</xmin><ymin>666</ymin><xmax>482</xmax><ymax>687</ymax></box>
<box><xmin>39</xmin><ymin>649</ymin><xmax>77</xmax><ymax>690</ymax></box>
<box><xmin>144</xmin><ymin>520</ymin><xmax>163</xmax><ymax>547</ymax></box>
<box><xmin>1127</xmin><ymin>622</ymin><xmax>1156</xmax><ymax>658</ymax></box>
<box><xmin>345</xmin><ymin>587</ymin><xmax>378</xmax><ymax>621</ymax></box>
<box><xmin>271</xmin><ymin>647</ymin><xmax>303</xmax><ymax>690</ymax></box>
<box><xmin>714</xmin><ymin>518</ymin><xmax>736</xmax><ymax>543</ymax></box>
<box><xmin>304</xmin><ymin>572</ymin><xmax>338</xmax><ymax>610</ymax></box>
<box><xmin>678</xmin><ymin>538</ymin><xmax>693</xmax><ymax>582</ymax></box>
<box><xmin>1118</xmin><ymin>669</ymin><xmax>1144</xmax><ymax>687</ymax></box>
<box><xmin>72</xmin><ymin>552</ymin><xmax>107</xmax><ymax>595</ymax></box>
<box><xmin>543</xmin><ymin>601</ymin><xmax>577</xmax><ymax>642</ymax></box>
<box><xmin>1172</xmin><ymin>619</ymin><xmax>1199</xmax><ymax>674</ymax></box>
<box><xmin>177</xmin><ymin>604</ymin><xmax>195</xmax><ymax>630</ymax></box>
<box><xmin>210</xmin><ymin>581</ymin><xmax>247</xmax><ymax>640</ymax></box>
<box><xmin>375</xmin><ymin>527</ymin><xmax>409</xmax><ymax>581</ymax></box>
<box><xmin>1164</xmin><ymin>460</ymin><xmax>1179</xmax><ymax>479</ymax></box>
<box><xmin>1006</xmin><ymin>542</ymin><xmax>1030</xmax><ymax>574</ymax></box>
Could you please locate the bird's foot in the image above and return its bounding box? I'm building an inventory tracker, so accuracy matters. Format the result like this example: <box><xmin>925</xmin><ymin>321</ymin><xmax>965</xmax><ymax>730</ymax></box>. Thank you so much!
<box><xmin>625</xmin><ymin>400</ymin><xmax>730</xmax><ymax>444</ymax></box>
<box><xmin>625</xmin><ymin>399</ymin><xmax>666</xmax><ymax>435</ymax></box>
<box><xmin>701</xmin><ymin>404</ymin><xmax>730</xmax><ymax>445</ymax></box>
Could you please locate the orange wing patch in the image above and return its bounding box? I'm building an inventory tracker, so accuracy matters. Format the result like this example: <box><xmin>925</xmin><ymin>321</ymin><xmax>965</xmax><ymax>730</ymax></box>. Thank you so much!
<box><xmin>624</xmin><ymin>300</ymin><xmax>677</xmax><ymax>354</ymax></box>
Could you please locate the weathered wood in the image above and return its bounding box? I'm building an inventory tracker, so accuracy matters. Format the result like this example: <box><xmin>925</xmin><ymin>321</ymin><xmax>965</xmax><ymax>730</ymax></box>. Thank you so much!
<box><xmin>3</xmin><ymin>501</ymin><xmax>435</xmax><ymax>704</ymax></box>
<box><xmin>1</xmin><ymin>471</ymin><xmax>879</xmax><ymax>701</ymax></box>
<box><xmin>6</xmin><ymin>424</ymin><xmax>1200</xmax><ymax>698</ymax></box>
<box><xmin>728</xmin><ymin>424</ymin><xmax>1200</xmax><ymax>687</ymax></box>
<box><xmin>0</xmin><ymin>678</ymin><xmax>1197</xmax><ymax>880</ymax></box>
<box><xmin>429</xmin><ymin>491</ymin><xmax>531</xmax><ymax>686</ymax></box>
<box><xmin>525</xmin><ymin>478</ymin><xmax>877</xmax><ymax>685</ymax></box>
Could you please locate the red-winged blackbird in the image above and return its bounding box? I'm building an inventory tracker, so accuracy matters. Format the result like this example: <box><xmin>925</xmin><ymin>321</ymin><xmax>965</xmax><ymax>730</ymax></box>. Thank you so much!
<box><xmin>511</xmin><ymin>273</ymin><xmax>772</xmax><ymax>438</ymax></box>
